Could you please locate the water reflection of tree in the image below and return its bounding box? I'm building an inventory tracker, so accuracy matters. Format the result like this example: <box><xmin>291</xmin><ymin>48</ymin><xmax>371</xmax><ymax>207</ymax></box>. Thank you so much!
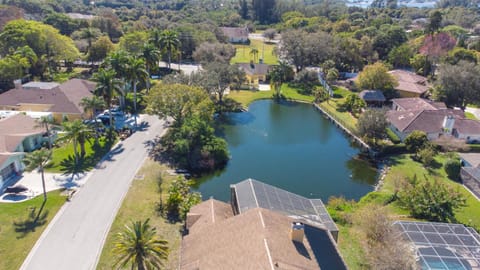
<box><xmin>346</xmin><ymin>157</ymin><xmax>377</xmax><ymax>185</ymax></box>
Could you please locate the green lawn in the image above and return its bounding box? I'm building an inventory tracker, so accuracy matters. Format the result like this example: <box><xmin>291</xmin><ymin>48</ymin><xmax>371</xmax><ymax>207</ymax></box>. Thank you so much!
<box><xmin>96</xmin><ymin>159</ymin><xmax>183</xmax><ymax>269</ymax></box>
<box><xmin>381</xmin><ymin>154</ymin><xmax>480</xmax><ymax>228</ymax></box>
<box><xmin>334</xmin><ymin>153</ymin><xmax>480</xmax><ymax>269</ymax></box>
<box><xmin>465</xmin><ymin>111</ymin><xmax>478</xmax><ymax>120</ymax></box>
<box><xmin>228</xmin><ymin>84</ymin><xmax>314</xmax><ymax>107</ymax></box>
<box><xmin>0</xmin><ymin>191</ymin><xmax>66</xmax><ymax>270</ymax></box>
<box><xmin>46</xmin><ymin>137</ymin><xmax>115</xmax><ymax>173</ymax></box>
<box><xmin>53</xmin><ymin>67</ymin><xmax>88</xmax><ymax>83</ymax></box>
<box><xmin>230</xmin><ymin>39</ymin><xmax>278</xmax><ymax>65</ymax></box>
<box><xmin>317</xmin><ymin>86</ymin><xmax>359</xmax><ymax>134</ymax></box>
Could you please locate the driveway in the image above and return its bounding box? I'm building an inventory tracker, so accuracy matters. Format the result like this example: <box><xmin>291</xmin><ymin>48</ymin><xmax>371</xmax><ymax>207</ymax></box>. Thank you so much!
<box><xmin>0</xmin><ymin>172</ymin><xmax>89</xmax><ymax>203</ymax></box>
<box><xmin>466</xmin><ymin>107</ymin><xmax>480</xmax><ymax>119</ymax></box>
<box><xmin>21</xmin><ymin>114</ymin><xmax>167</xmax><ymax>270</ymax></box>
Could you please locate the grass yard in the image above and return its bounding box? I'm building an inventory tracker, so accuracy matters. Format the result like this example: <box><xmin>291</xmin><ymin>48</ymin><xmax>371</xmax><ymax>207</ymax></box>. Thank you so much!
<box><xmin>317</xmin><ymin>86</ymin><xmax>359</xmax><ymax>133</ymax></box>
<box><xmin>228</xmin><ymin>84</ymin><xmax>314</xmax><ymax>107</ymax></box>
<box><xmin>230</xmin><ymin>39</ymin><xmax>278</xmax><ymax>65</ymax></box>
<box><xmin>380</xmin><ymin>154</ymin><xmax>480</xmax><ymax>228</ymax></box>
<box><xmin>96</xmin><ymin>159</ymin><xmax>183</xmax><ymax>270</ymax></box>
<box><xmin>53</xmin><ymin>67</ymin><xmax>88</xmax><ymax>83</ymax></box>
<box><xmin>0</xmin><ymin>190</ymin><xmax>66</xmax><ymax>270</ymax></box>
<box><xmin>465</xmin><ymin>111</ymin><xmax>478</xmax><ymax>120</ymax></box>
<box><xmin>334</xmin><ymin>153</ymin><xmax>480</xmax><ymax>269</ymax></box>
<box><xmin>46</xmin><ymin>137</ymin><xmax>115</xmax><ymax>173</ymax></box>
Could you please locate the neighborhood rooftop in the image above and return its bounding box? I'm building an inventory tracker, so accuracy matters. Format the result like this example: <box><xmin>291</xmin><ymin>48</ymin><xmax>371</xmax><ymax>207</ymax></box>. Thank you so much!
<box><xmin>182</xmin><ymin>199</ymin><xmax>347</xmax><ymax>270</ymax></box>
<box><xmin>392</xmin><ymin>97</ymin><xmax>446</xmax><ymax>111</ymax></box>
<box><xmin>230</xmin><ymin>178</ymin><xmax>338</xmax><ymax>237</ymax></box>
<box><xmin>394</xmin><ymin>221</ymin><xmax>480</xmax><ymax>270</ymax></box>
<box><xmin>359</xmin><ymin>90</ymin><xmax>386</xmax><ymax>102</ymax></box>
<box><xmin>388</xmin><ymin>69</ymin><xmax>429</xmax><ymax>95</ymax></box>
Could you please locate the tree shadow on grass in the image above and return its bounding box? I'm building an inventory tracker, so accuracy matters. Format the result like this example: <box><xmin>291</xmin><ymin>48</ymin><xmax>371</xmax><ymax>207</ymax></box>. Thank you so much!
<box><xmin>59</xmin><ymin>140</ymin><xmax>121</xmax><ymax>175</ymax></box>
<box><xmin>13</xmin><ymin>201</ymin><xmax>49</xmax><ymax>239</ymax></box>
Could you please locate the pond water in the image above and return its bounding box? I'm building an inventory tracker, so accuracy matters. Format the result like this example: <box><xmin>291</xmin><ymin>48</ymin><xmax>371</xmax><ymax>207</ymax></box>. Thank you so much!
<box><xmin>194</xmin><ymin>100</ymin><xmax>378</xmax><ymax>202</ymax></box>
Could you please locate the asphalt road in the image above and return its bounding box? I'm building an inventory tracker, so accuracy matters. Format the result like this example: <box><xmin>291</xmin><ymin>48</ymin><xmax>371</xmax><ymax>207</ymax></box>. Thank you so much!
<box><xmin>21</xmin><ymin>115</ymin><xmax>166</xmax><ymax>270</ymax></box>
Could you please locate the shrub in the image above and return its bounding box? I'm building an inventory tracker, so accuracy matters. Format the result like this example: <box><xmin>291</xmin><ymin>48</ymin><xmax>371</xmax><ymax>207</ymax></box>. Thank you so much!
<box><xmin>444</xmin><ymin>158</ymin><xmax>462</xmax><ymax>180</ymax></box>
<box><xmin>418</xmin><ymin>146</ymin><xmax>436</xmax><ymax>167</ymax></box>
<box><xmin>385</xmin><ymin>128</ymin><xmax>401</xmax><ymax>144</ymax></box>
<box><xmin>404</xmin><ymin>130</ymin><xmax>428</xmax><ymax>153</ymax></box>
<box><xmin>398</xmin><ymin>175</ymin><xmax>466</xmax><ymax>222</ymax></box>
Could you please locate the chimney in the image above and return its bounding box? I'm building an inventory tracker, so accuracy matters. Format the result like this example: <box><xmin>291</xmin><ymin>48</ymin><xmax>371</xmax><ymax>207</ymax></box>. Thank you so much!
<box><xmin>290</xmin><ymin>222</ymin><xmax>304</xmax><ymax>243</ymax></box>
<box><xmin>14</xmin><ymin>79</ymin><xmax>22</xmax><ymax>90</ymax></box>
<box><xmin>442</xmin><ymin>115</ymin><xmax>455</xmax><ymax>135</ymax></box>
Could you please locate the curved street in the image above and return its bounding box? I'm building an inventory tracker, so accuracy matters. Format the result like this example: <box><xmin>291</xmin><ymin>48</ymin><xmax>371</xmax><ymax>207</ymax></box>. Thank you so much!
<box><xmin>20</xmin><ymin>115</ymin><xmax>166</xmax><ymax>270</ymax></box>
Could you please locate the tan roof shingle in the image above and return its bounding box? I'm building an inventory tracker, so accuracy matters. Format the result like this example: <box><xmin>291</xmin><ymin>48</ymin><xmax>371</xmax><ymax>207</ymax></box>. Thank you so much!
<box><xmin>388</xmin><ymin>70</ymin><xmax>429</xmax><ymax>95</ymax></box>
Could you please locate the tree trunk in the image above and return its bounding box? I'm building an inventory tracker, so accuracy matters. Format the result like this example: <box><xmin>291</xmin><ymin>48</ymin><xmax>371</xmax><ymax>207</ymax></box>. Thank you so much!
<box><xmin>146</xmin><ymin>66</ymin><xmax>151</xmax><ymax>94</ymax></box>
<box><xmin>73</xmin><ymin>139</ymin><xmax>79</xmax><ymax>165</ymax></box>
<box><xmin>40</xmin><ymin>168</ymin><xmax>47</xmax><ymax>202</ymax></box>
<box><xmin>46</xmin><ymin>124</ymin><xmax>52</xmax><ymax>149</ymax></box>
<box><xmin>168</xmin><ymin>51</ymin><xmax>171</xmax><ymax>69</ymax></box>
<box><xmin>133</xmin><ymin>79</ymin><xmax>138</xmax><ymax>128</ymax></box>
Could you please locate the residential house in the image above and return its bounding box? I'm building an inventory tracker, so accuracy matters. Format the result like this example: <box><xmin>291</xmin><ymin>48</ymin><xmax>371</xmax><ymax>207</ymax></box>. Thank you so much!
<box><xmin>459</xmin><ymin>153</ymin><xmax>480</xmax><ymax>198</ymax></box>
<box><xmin>181</xmin><ymin>179</ymin><xmax>346</xmax><ymax>269</ymax></box>
<box><xmin>220</xmin><ymin>27</ymin><xmax>249</xmax><ymax>44</ymax></box>
<box><xmin>0</xmin><ymin>79</ymin><xmax>95</xmax><ymax>122</ymax></box>
<box><xmin>387</xmin><ymin>108</ymin><xmax>480</xmax><ymax>141</ymax></box>
<box><xmin>359</xmin><ymin>90</ymin><xmax>386</xmax><ymax>107</ymax></box>
<box><xmin>237</xmin><ymin>62</ymin><xmax>271</xmax><ymax>89</ymax></box>
<box><xmin>391</xmin><ymin>97</ymin><xmax>446</xmax><ymax>111</ymax></box>
<box><xmin>388</xmin><ymin>69</ymin><xmax>430</xmax><ymax>98</ymax></box>
<box><xmin>0</xmin><ymin>114</ymin><xmax>46</xmax><ymax>192</ymax></box>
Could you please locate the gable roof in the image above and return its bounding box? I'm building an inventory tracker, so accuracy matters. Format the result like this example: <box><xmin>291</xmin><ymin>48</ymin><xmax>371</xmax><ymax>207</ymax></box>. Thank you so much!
<box><xmin>359</xmin><ymin>90</ymin><xmax>386</xmax><ymax>102</ymax></box>
<box><xmin>454</xmin><ymin>119</ymin><xmax>480</xmax><ymax>134</ymax></box>
<box><xmin>388</xmin><ymin>70</ymin><xmax>429</xmax><ymax>95</ymax></box>
<box><xmin>0</xmin><ymin>79</ymin><xmax>94</xmax><ymax>114</ymax></box>
<box><xmin>392</xmin><ymin>97</ymin><xmax>446</xmax><ymax>111</ymax></box>
<box><xmin>387</xmin><ymin>109</ymin><xmax>464</xmax><ymax>133</ymax></box>
<box><xmin>0</xmin><ymin>114</ymin><xmax>43</xmax><ymax>153</ymax></box>
<box><xmin>237</xmin><ymin>63</ymin><xmax>271</xmax><ymax>76</ymax></box>
<box><xmin>182</xmin><ymin>201</ymin><xmax>347</xmax><ymax>270</ymax></box>
<box><xmin>220</xmin><ymin>27</ymin><xmax>248</xmax><ymax>40</ymax></box>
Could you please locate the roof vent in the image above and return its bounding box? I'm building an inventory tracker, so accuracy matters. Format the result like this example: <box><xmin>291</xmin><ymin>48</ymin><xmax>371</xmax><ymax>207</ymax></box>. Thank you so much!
<box><xmin>290</xmin><ymin>222</ymin><xmax>304</xmax><ymax>243</ymax></box>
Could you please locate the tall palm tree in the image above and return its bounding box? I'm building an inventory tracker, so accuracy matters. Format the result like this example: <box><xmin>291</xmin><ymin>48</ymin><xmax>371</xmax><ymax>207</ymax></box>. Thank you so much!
<box><xmin>23</xmin><ymin>149</ymin><xmax>51</xmax><ymax>202</ymax></box>
<box><xmin>61</xmin><ymin>120</ymin><xmax>93</xmax><ymax>164</ymax></box>
<box><xmin>126</xmin><ymin>56</ymin><xmax>148</xmax><ymax>128</ymax></box>
<box><xmin>160</xmin><ymin>30</ymin><xmax>180</xmax><ymax>69</ymax></box>
<box><xmin>79</xmin><ymin>96</ymin><xmax>106</xmax><ymax>143</ymax></box>
<box><xmin>105</xmin><ymin>50</ymin><xmax>130</xmax><ymax>108</ymax></box>
<box><xmin>249</xmin><ymin>47</ymin><xmax>259</xmax><ymax>63</ymax></box>
<box><xmin>35</xmin><ymin>116</ymin><xmax>55</xmax><ymax>149</ymax></box>
<box><xmin>114</xmin><ymin>219</ymin><xmax>169</xmax><ymax>270</ymax></box>
<box><xmin>141</xmin><ymin>43</ymin><xmax>161</xmax><ymax>93</ymax></box>
<box><xmin>269</xmin><ymin>66</ymin><xmax>284</xmax><ymax>100</ymax></box>
<box><xmin>93</xmin><ymin>68</ymin><xmax>124</xmax><ymax>135</ymax></box>
<box><xmin>149</xmin><ymin>29</ymin><xmax>162</xmax><ymax>51</ymax></box>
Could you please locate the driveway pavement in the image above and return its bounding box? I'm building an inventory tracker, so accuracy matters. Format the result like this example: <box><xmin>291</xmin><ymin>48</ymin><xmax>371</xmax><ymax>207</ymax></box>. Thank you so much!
<box><xmin>0</xmin><ymin>172</ymin><xmax>89</xmax><ymax>203</ymax></box>
<box><xmin>466</xmin><ymin>107</ymin><xmax>480</xmax><ymax>119</ymax></box>
<box><xmin>21</xmin><ymin>114</ymin><xmax>167</xmax><ymax>270</ymax></box>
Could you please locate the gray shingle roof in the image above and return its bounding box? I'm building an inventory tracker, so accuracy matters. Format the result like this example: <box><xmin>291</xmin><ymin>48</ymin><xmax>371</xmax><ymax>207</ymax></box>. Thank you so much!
<box><xmin>359</xmin><ymin>90</ymin><xmax>386</xmax><ymax>102</ymax></box>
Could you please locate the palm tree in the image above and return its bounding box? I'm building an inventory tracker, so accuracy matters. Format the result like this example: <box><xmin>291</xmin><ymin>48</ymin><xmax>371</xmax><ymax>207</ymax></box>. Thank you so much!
<box><xmin>113</xmin><ymin>219</ymin><xmax>169</xmax><ymax>270</ymax></box>
<box><xmin>141</xmin><ymin>43</ymin><xmax>161</xmax><ymax>93</ymax></box>
<box><xmin>61</xmin><ymin>120</ymin><xmax>93</xmax><ymax>164</ymax></box>
<box><xmin>105</xmin><ymin>50</ymin><xmax>130</xmax><ymax>109</ymax></box>
<box><xmin>23</xmin><ymin>149</ymin><xmax>51</xmax><ymax>202</ymax></box>
<box><xmin>160</xmin><ymin>30</ymin><xmax>180</xmax><ymax>69</ymax></box>
<box><xmin>149</xmin><ymin>29</ymin><xmax>162</xmax><ymax>51</ymax></box>
<box><xmin>35</xmin><ymin>116</ymin><xmax>55</xmax><ymax>149</ymax></box>
<box><xmin>126</xmin><ymin>56</ymin><xmax>148</xmax><ymax>128</ymax></box>
<box><xmin>269</xmin><ymin>66</ymin><xmax>284</xmax><ymax>99</ymax></box>
<box><xmin>93</xmin><ymin>68</ymin><xmax>124</xmax><ymax>135</ymax></box>
<box><xmin>81</xmin><ymin>27</ymin><xmax>99</xmax><ymax>53</ymax></box>
<box><xmin>79</xmin><ymin>96</ymin><xmax>106</xmax><ymax>143</ymax></box>
<box><xmin>249</xmin><ymin>47</ymin><xmax>259</xmax><ymax>63</ymax></box>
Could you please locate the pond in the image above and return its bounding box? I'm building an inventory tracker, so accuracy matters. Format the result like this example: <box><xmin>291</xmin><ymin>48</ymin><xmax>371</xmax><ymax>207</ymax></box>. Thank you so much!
<box><xmin>194</xmin><ymin>100</ymin><xmax>378</xmax><ymax>202</ymax></box>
